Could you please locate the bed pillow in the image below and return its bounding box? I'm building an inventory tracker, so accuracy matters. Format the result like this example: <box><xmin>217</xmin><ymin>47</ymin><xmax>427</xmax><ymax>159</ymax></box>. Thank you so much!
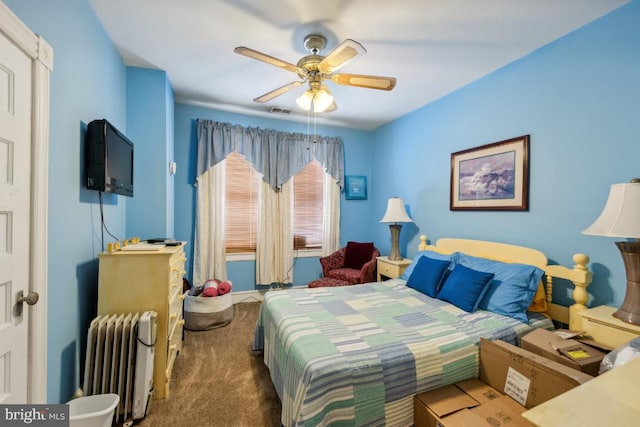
<box><xmin>527</xmin><ymin>283</ymin><xmax>548</xmax><ymax>313</ymax></box>
<box><xmin>437</xmin><ymin>264</ymin><xmax>494</xmax><ymax>312</ymax></box>
<box><xmin>343</xmin><ymin>241</ymin><xmax>375</xmax><ymax>269</ymax></box>
<box><xmin>456</xmin><ymin>252</ymin><xmax>544</xmax><ymax>322</ymax></box>
<box><xmin>405</xmin><ymin>256</ymin><xmax>451</xmax><ymax>298</ymax></box>
<box><xmin>399</xmin><ymin>250</ymin><xmax>456</xmax><ymax>280</ymax></box>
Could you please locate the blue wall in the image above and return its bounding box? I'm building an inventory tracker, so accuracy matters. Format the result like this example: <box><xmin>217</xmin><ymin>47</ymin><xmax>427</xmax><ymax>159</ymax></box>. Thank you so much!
<box><xmin>369</xmin><ymin>2</ymin><xmax>640</xmax><ymax>308</ymax></box>
<box><xmin>4</xmin><ymin>0</ymin><xmax>639</xmax><ymax>405</ymax></box>
<box><xmin>126</xmin><ymin>67</ymin><xmax>175</xmax><ymax>238</ymax></box>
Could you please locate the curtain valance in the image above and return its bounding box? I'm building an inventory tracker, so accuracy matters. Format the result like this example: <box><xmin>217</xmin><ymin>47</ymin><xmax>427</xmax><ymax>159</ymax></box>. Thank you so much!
<box><xmin>196</xmin><ymin>119</ymin><xmax>344</xmax><ymax>190</ymax></box>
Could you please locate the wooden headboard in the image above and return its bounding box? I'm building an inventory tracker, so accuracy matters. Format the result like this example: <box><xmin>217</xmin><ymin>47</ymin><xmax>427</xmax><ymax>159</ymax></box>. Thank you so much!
<box><xmin>417</xmin><ymin>235</ymin><xmax>592</xmax><ymax>330</ymax></box>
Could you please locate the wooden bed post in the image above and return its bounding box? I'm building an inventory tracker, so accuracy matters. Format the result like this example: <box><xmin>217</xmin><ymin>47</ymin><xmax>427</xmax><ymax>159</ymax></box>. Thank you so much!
<box><xmin>568</xmin><ymin>253</ymin><xmax>592</xmax><ymax>331</ymax></box>
<box><xmin>418</xmin><ymin>235</ymin><xmax>428</xmax><ymax>251</ymax></box>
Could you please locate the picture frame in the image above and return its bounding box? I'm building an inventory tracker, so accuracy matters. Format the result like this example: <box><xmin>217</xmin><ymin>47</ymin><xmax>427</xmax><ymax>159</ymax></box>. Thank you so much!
<box><xmin>345</xmin><ymin>175</ymin><xmax>367</xmax><ymax>200</ymax></box>
<box><xmin>450</xmin><ymin>135</ymin><xmax>530</xmax><ymax>211</ymax></box>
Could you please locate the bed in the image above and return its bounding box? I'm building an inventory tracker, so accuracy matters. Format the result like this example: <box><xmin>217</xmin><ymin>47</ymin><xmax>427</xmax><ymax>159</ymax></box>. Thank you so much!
<box><xmin>253</xmin><ymin>236</ymin><xmax>592</xmax><ymax>426</ymax></box>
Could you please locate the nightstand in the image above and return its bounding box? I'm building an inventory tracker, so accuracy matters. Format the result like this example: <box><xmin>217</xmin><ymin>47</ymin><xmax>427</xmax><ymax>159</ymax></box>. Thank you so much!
<box><xmin>579</xmin><ymin>305</ymin><xmax>640</xmax><ymax>348</ymax></box>
<box><xmin>377</xmin><ymin>256</ymin><xmax>412</xmax><ymax>281</ymax></box>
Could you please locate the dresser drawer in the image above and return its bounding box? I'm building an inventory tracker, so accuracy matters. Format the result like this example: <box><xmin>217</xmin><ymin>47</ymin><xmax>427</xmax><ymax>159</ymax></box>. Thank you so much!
<box><xmin>168</xmin><ymin>288</ymin><xmax>184</xmax><ymax>334</ymax></box>
<box><xmin>377</xmin><ymin>262</ymin><xmax>396</xmax><ymax>278</ymax></box>
<box><xmin>164</xmin><ymin>316</ymin><xmax>184</xmax><ymax>396</ymax></box>
<box><xmin>376</xmin><ymin>257</ymin><xmax>411</xmax><ymax>280</ymax></box>
<box><xmin>169</xmin><ymin>253</ymin><xmax>187</xmax><ymax>292</ymax></box>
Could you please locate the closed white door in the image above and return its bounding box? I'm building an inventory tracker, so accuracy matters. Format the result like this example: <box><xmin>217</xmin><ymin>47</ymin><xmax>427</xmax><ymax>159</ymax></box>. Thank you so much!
<box><xmin>0</xmin><ymin>27</ymin><xmax>33</xmax><ymax>403</ymax></box>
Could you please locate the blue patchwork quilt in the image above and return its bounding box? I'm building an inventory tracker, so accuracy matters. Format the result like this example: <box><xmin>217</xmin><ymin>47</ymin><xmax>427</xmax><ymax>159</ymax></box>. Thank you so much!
<box><xmin>253</xmin><ymin>279</ymin><xmax>552</xmax><ymax>426</ymax></box>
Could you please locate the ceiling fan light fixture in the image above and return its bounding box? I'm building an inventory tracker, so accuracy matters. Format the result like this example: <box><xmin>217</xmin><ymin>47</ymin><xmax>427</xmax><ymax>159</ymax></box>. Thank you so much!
<box><xmin>313</xmin><ymin>85</ymin><xmax>333</xmax><ymax>112</ymax></box>
<box><xmin>296</xmin><ymin>86</ymin><xmax>334</xmax><ymax>113</ymax></box>
<box><xmin>296</xmin><ymin>91</ymin><xmax>313</xmax><ymax>110</ymax></box>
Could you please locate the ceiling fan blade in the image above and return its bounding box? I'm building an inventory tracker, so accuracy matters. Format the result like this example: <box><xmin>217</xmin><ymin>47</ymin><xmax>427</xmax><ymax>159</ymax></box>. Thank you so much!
<box><xmin>253</xmin><ymin>81</ymin><xmax>303</xmax><ymax>103</ymax></box>
<box><xmin>234</xmin><ymin>46</ymin><xmax>300</xmax><ymax>74</ymax></box>
<box><xmin>318</xmin><ymin>39</ymin><xmax>366</xmax><ymax>74</ymax></box>
<box><xmin>332</xmin><ymin>73</ymin><xmax>397</xmax><ymax>91</ymax></box>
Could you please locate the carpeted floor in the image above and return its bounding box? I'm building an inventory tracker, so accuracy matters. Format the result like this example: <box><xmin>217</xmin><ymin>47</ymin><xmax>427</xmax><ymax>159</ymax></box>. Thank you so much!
<box><xmin>137</xmin><ymin>302</ymin><xmax>281</xmax><ymax>427</ymax></box>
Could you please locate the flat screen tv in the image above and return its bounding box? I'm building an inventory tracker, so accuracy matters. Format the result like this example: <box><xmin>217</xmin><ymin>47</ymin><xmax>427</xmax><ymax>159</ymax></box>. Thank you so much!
<box><xmin>85</xmin><ymin>119</ymin><xmax>134</xmax><ymax>197</ymax></box>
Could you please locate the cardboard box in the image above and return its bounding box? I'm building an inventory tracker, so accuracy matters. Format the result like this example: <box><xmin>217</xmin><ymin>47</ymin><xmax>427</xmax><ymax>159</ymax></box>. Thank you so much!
<box><xmin>445</xmin><ymin>396</ymin><xmax>532</xmax><ymax>427</ymax></box>
<box><xmin>479</xmin><ymin>338</ymin><xmax>593</xmax><ymax>409</ymax></box>
<box><xmin>414</xmin><ymin>379</ymin><xmax>533</xmax><ymax>427</ymax></box>
<box><xmin>414</xmin><ymin>381</ymin><xmax>482</xmax><ymax>427</ymax></box>
<box><xmin>521</xmin><ymin>328</ymin><xmax>607</xmax><ymax>376</ymax></box>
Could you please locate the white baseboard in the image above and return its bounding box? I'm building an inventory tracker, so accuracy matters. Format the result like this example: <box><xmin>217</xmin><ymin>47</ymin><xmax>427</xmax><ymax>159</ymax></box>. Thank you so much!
<box><xmin>231</xmin><ymin>290</ymin><xmax>267</xmax><ymax>304</ymax></box>
<box><xmin>231</xmin><ymin>286</ymin><xmax>305</xmax><ymax>304</ymax></box>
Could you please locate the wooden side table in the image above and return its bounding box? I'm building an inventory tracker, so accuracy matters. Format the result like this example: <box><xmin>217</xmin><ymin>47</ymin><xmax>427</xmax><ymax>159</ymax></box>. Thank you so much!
<box><xmin>579</xmin><ymin>305</ymin><xmax>640</xmax><ymax>348</ymax></box>
<box><xmin>377</xmin><ymin>256</ymin><xmax>412</xmax><ymax>281</ymax></box>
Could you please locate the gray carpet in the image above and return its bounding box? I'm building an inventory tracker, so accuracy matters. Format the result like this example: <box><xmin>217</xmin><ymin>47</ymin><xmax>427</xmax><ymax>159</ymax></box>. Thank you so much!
<box><xmin>137</xmin><ymin>302</ymin><xmax>281</xmax><ymax>427</ymax></box>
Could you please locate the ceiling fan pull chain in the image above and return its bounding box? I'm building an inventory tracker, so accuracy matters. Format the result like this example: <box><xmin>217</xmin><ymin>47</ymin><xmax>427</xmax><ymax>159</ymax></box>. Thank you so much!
<box><xmin>306</xmin><ymin>107</ymin><xmax>311</xmax><ymax>146</ymax></box>
<box><xmin>313</xmin><ymin>110</ymin><xmax>317</xmax><ymax>144</ymax></box>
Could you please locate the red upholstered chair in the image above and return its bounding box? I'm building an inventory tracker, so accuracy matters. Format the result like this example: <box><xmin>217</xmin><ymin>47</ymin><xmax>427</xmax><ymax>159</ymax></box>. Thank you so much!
<box><xmin>319</xmin><ymin>242</ymin><xmax>380</xmax><ymax>285</ymax></box>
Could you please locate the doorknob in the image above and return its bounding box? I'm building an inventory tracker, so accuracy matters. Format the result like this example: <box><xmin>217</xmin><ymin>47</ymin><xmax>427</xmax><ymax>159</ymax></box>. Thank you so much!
<box><xmin>16</xmin><ymin>290</ymin><xmax>39</xmax><ymax>317</ymax></box>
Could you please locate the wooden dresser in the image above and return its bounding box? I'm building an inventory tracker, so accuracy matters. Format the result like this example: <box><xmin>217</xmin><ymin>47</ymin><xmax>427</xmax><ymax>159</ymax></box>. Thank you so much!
<box><xmin>97</xmin><ymin>243</ymin><xmax>187</xmax><ymax>399</ymax></box>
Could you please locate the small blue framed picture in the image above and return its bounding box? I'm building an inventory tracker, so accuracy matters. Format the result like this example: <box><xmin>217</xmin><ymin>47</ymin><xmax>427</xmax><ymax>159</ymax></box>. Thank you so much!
<box><xmin>345</xmin><ymin>175</ymin><xmax>367</xmax><ymax>200</ymax></box>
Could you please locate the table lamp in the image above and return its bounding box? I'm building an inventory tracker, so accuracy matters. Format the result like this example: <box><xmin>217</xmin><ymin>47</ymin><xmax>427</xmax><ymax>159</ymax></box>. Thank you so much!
<box><xmin>583</xmin><ymin>178</ymin><xmax>640</xmax><ymax>325</ymax></box>
<box><xmin>380</xmin><ymin>197</ymin><xmax>413</xmax><ymax>261</ymax></box>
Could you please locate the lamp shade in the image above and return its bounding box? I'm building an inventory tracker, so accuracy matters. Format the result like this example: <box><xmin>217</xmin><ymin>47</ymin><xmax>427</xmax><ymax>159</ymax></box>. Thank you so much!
<box><xmin>583</xmin><ymin>179</ymin><xmax>640</xmax><ymax>325</ymax></box>
<box><xmin>296</xmin><ymin>86</ymin><xmax>334</xmax><ymax>113</ymax></box>
<box><xmin>380</xmin><ymin>197</ymin><xmax>413</xmax><ymax>223</ymax></box>
<box><xmin>313</xmin><ymin>85</ymin><xmax>334</xmax><ymax>112</ymax></box>
<box><xmin>582</xmin><ymin>181</ymin><xmax>640</xmax><ymax>238</ymax></box>
<box><xmin>296</xmin><ymin>91</ymin><xmax>313</xmax><ymax>110</ymax></box>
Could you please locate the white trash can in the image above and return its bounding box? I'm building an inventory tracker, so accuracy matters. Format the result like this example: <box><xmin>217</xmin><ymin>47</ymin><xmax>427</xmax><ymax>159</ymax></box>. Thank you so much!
<box><xmin>68</xmin><ymin>393</ymin><xmax>119</xmax><ymax>427</ymax></box>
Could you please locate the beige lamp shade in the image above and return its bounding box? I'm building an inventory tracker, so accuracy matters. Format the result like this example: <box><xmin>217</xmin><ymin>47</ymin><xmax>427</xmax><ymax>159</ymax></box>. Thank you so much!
<box><xmin>583</xmin><ymin>179</ymin><xmax>640</xmax><ymax>325</ymax></box>
<box><xmin>380</xmin><ymin>197</ymin><xmax>413</xmax><ymax>224</ymax></box>
<box><xmin>583</xmin><ymin>181</ymin><xmax>640</xmax><ymax>238</ymax></box>
<box><xmin>380</xmin><ymin>197</ymin><xmax>413</xmax><ymax>261</ymax></box>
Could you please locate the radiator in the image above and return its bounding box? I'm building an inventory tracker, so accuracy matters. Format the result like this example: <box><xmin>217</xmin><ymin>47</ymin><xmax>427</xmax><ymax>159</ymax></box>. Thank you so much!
<box><xmin>83</xmin><ymin>311</ymin><xmax>157</xmax><ymax>424</ymax></box>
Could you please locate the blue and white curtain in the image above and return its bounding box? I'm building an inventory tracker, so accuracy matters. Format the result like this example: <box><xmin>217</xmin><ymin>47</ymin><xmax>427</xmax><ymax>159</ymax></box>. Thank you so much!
<box><xmin>193</xmin><ymin>119</ymin><xmax>344</xmax><ymax>287</ymax></box>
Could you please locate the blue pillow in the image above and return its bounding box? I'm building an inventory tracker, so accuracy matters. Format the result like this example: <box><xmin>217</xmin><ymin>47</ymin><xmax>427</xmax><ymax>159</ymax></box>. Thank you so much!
<box><xmin>406</xmin><ymin>256</ymin><xmax>451</xmax><ymax>298</ymax></box>
<box><xmin>400</xmin><ymin>250</ymin><xmax>456</xmax><ymax>280</ymax></box>
<box><xmin>456</xmin><ymin>252</ymin><xmax>544</xmax><ymax>322</ymax></box>
<box><xmin>437</xmin><ymin>264</ymin><xmax>494</xmax><ymax>312</ymax></box>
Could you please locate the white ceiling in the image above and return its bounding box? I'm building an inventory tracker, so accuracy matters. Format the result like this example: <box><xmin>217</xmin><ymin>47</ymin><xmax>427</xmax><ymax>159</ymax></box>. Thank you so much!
<box><xmin>89</xmin><ymin>0</ymin><xmax>629</xmax><ymax>130</ymax></box>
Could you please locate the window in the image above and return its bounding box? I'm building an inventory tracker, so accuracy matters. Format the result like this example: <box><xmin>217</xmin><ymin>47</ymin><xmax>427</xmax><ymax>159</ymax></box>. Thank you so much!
<box><xmin>293</xmin><ymin>161</ymin><xmax>324</xmax><ymax>250</ymax></box>
<box><xmin>224</xmin><ymin>153</ymin><xmax>324</xmax><ymax>253</ymax></box>
<box><xmin>224</xmin><ymin>152</ymin><xmax>260</xmax><ymax>253</ymax></box>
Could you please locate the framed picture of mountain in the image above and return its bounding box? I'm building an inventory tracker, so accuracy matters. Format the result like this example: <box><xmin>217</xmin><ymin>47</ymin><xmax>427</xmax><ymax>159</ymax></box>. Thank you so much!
<box><xmin>450</xmin><ymin>135</ymin><xmax>530</xmax><ymax>211</ymax></box>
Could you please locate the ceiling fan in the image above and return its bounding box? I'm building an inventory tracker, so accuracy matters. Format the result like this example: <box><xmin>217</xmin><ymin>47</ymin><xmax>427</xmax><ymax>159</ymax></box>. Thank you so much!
<box><xmin>234</xmin><ymin>34</ymin><xmax>397</xmax><ymax>113</ymax></box>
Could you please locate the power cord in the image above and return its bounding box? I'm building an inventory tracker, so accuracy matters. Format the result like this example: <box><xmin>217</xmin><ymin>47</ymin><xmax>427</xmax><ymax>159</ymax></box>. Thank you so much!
<box><xmin>98</xmin><ymin>192</ymin><xmax>120</xmax><ymax>251</ymax></box>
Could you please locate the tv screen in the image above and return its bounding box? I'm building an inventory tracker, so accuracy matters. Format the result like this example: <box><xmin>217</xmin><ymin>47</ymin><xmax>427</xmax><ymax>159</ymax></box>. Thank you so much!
<box><xmin>85</xmin><ymin>119</ymin><xmax>134</xmax><ymax>197</ymax></box>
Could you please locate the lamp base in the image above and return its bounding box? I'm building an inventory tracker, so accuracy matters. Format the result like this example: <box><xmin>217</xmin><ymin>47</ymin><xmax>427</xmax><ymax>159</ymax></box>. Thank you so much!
<box><xmin>388</xmin><ymin>224</ymin><xmax>403</xmax><ymax>261</ymax></box>
<box><xmin>613</xmin><ymin>241</ymin><xmax>640</xmax><ymax>325</ymax></box>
